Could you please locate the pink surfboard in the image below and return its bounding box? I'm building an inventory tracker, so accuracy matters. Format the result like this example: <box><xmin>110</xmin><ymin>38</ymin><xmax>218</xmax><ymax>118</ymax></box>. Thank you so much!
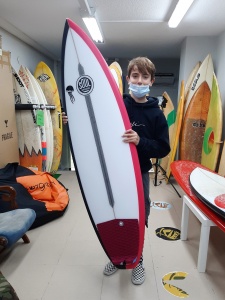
<box><xmin>61</xmin><ymin>19</ymin><xmax>145</xmax><ymax>269</ymax></box>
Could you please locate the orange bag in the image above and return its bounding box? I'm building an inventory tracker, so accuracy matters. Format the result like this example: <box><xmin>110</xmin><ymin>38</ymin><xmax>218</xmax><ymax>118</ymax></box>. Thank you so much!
<box><xmin>16</xmin><ymin>171</ymin><xmax>69</xmax><ymax>211</ymax></box>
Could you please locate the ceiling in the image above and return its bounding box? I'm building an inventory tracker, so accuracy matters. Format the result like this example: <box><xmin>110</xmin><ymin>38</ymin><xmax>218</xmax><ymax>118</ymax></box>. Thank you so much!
<box><xmin>0</xmin><ymin>0</ymin><xmax>225</xmax><ymax>61</ymax></box>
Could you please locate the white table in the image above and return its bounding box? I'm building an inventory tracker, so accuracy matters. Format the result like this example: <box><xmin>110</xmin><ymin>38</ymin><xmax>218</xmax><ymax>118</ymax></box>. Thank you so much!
<box><xmin>181</xmin><ymin>195</ymin><xmax>216</xmax><ymax>272</ymax></box>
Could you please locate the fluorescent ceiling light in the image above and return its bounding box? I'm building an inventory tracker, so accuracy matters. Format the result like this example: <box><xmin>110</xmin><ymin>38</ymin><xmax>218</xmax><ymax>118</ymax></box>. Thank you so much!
<box><xmin>82</xmin><ymin>16</ymin><xmax>104</xmax><ymax>43</ymax></box>
<box><xmin>79</xmin><ymin>0</ymin><xmax>104</xmax><ymax>43</ymax></box>
<box><xmin>168</xmin><ymin>0</ymin><xmax>195</xmax><ymax>28</ymax></box>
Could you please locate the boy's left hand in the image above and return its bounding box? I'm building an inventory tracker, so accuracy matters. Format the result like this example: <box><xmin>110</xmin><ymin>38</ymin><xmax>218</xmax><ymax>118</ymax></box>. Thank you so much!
<box><xmin>122</xmin><ymin>129</ymin><xmax>140</xmax><ymax>145</ymax></box>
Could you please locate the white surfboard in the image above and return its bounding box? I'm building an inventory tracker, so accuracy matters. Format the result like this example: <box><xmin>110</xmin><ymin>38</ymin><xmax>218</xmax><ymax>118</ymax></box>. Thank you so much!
<box><xmin>12</xmin><ymin>67</ymin><xmax>42</xmax><ymax>171</ymax></box>
<box><xmin>184</xmin><ymin>61</ymin><xmax>201</xmax><ymax>102</ymax></box>
<box><xmin>218</xmin><ymin>140</ymin><xmax>225</xmax><ymax>177</ymax></box>
<box><xmin>19</xmin><ymin>66</ymin><xmax>49</xmax><ymax>171</ymax></box>
<box><xmin>190</xmin><ymin>167</ymin><xmax>225</xmax><ymax>218</ymax></box>
<box><xmin>62</xmin><ymin>19</ymin><xmax>145</xmax><ymax>269</ymax></box>
<box><xmin>184</xmin><ymin>54</ymin><xmax>213</xmax><ymax>114</ymax></box>
<box><xmin>25</xmin><ymin>67</ymin><xmax>54</xmax><ymax>173</ymax></box>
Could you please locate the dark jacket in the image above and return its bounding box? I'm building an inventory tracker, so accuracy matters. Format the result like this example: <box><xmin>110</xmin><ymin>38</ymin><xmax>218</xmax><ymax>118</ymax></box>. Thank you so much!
<box><xmin>124</xmin><ymin>94</ymin><xmax>170</xmax><ymax>173</ymax></box>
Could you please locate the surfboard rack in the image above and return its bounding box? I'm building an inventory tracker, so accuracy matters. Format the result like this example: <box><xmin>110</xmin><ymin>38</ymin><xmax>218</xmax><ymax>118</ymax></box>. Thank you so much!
<box><xmin>153</xmin><ymin>159</ymin><xmax>181</xmax><ymax>198</ymax></box>
<box><xmin>15</xmin><ymin>104</ymin><xmax>56</xmax><ymax>110</ymax></box>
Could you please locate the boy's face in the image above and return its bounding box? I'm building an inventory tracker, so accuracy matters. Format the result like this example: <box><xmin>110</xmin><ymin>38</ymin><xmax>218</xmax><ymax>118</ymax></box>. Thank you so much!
<box><xmin>126</xmin><ymin>65</ymin><xmax>154</xmax><ymax>86</ymax></box>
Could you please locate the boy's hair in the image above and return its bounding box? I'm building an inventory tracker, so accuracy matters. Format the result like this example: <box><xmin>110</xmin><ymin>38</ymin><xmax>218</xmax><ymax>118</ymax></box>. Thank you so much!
<box><xmin>127</xmin><ymin>57</ymin><xmax>156</xmax><ymax>80</ymax></box>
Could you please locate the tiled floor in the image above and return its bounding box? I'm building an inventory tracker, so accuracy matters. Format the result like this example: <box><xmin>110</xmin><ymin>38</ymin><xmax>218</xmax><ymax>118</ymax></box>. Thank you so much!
<box><xmin>1</xmin><ymin>170</ymin><xmax>225</xmax><ymax>300</ymax></box>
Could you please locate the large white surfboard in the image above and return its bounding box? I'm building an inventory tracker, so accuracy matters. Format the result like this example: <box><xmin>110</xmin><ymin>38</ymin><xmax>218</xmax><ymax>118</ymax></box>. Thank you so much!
<box><xmin>190</xmin><ymin>167</ymin><xmax>225</xmax><ymax>219</ymax></box>
<box><xmin>61</xmin><ymin>19</ymin><xmax>145</xmax><ymax>269</ymax></box>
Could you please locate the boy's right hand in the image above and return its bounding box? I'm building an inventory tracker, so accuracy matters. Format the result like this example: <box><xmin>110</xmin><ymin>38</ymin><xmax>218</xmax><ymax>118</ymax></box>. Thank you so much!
<box><xmin>122</xmin><ymin>129</ymin><xmax>140</xmax><ymax>145</ymax></box>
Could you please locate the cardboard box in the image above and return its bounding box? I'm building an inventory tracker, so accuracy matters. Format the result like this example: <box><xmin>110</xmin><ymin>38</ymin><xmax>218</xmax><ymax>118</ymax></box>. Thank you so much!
<box><xmin>0</xmin><ymin>50</ymin><xmax>19</xmax><ymax>168</ymax></box>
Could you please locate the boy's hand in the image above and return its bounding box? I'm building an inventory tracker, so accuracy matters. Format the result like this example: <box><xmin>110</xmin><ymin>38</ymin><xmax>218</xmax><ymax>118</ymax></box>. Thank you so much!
<box><xmin>122</xmin><ymin>129</ymin><xmax>140</xmax><ymax>145</ymax></box>
<box><xmin>62</xmin><ymin>112</ymin><xmax>68</xmax><ymax>125</ymax></box>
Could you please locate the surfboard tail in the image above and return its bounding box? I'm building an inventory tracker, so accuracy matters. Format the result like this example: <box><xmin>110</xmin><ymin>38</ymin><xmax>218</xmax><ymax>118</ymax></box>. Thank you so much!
<box><xmin>97</xmin><ymin>219</ymin><xmax>139</xmax><ymax>268</ymax></box>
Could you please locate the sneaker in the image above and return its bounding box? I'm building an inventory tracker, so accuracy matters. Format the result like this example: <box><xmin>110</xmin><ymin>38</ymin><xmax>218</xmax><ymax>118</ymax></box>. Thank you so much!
<box><xmin>131</xmin><ymin>257</ymin><xmax>145</xmax><ymax>285</ymax></box>
<box><xmin>103</xmin><ymin>261</ymin><xmax>118</xmax><ymax>276</ymax></box>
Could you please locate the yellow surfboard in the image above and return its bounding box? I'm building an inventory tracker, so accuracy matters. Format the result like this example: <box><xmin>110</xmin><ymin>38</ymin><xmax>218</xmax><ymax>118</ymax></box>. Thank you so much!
<box><xmin>110</xmin><ymin>61</ymin><xmax>122</xmax><ymax>76</ymax></box>
<box><xmin>166</xmin><ymin>80</ymin><xmax>185</xmax><ymax>181</ymax></box>
<box><xmin>34</xmin><ymin>62</ymin><xmax>62</xmax><ymax>174</ymax></box>
<box><xmin>218</xmin><ymin>141</ymin><xmax>225</xmax><ymax>176</ymax></box>
<box><xmin>109</xmin><ymin>61</ymin><xmax>123</xmax><ymax>95</ymax></box>
<box><xmin>159</xmin><ymin>91</ymin><xmax>175</xmax><ymax>172</ymax></box>
<box><xmin>201</xmin><ymin>73</ymin><xmax>222</xmax><ymax>171</ymax></box>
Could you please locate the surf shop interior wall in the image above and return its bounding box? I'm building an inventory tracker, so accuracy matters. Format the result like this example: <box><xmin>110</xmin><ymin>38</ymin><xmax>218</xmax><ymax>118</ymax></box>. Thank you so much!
<box><xmin>179</xmin><ymin>36</ymin><xmax>217</xmax><ymax>89</ymax></box>
<box><xmin>0</xmin><ymin>27</ymin><xmax>54</xmax><ymax>75</ymax></box>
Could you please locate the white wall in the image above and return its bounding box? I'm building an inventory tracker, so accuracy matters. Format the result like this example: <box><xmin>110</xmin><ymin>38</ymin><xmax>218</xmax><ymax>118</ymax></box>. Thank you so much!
<box><xmin>0</xmin><ymin>28</ymin><xmax>54</xmax><ymax>74</ymax></box>
<box><xmin>179</xmin><ymin>36</ymin><xmax>217</xmax><ymax>99</ymax></box>
<box><xmin>150</xmin><ymin>58</ymin><xmax>180</xmax><ymax>108</ymax></box>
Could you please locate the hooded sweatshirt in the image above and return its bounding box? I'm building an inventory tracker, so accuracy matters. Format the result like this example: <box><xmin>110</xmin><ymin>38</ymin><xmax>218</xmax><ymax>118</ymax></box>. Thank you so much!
<box><xmin>123</xmin><ymin>94</ymin><xmax>170</xmax><ymax>173</ymax></box>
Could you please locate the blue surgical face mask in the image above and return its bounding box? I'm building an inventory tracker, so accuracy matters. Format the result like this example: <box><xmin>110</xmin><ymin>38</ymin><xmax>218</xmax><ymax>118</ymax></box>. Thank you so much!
<box><xmin>128</xmin><ymin>83</ymin><xmax>150</xmax><ymax>98</ymax></box>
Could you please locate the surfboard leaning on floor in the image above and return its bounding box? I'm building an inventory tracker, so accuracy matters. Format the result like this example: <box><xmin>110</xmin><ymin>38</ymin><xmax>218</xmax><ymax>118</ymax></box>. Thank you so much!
<box><xmin>12</xmin><ymin>67</ymin><xmax>42</xmax><ymax>171</ymax></box>
<box><xmin>19</xmin><ymin>66</ymin><xmax>54</xmax><ymax>172</ymax></box>
<box><xmin>34</xmin><ymin>61</ymin><xmax>63</xmax><ymax>174</ymax></box>
<box><xmin>158</xmin><ymin>91</ymin><xmax>176</xmax><ymax>174</ymax></box>
<box><xmin>25</xmin><ymin>67</ymin><xmax>54</xmax><ymax>173</ymax></box>
<box><xmin>200</xmin><ymin>73</ymin><xmax>223</xmax><ymax>171</ymax></box>
<box><xmin>109</xmin><ymin>61</ymin><xmax>123</xmax><ymax>95</ymax></box>
<box><xmin>179</xmin><ymin>54</ymin><xmax>214</xmax><ymax>163</ymax></box>
<box><xmin>184</xmin><ymin>61</ymin><xmax>201</xmax><ymax>110</ymax></box>
<box><xmin>165</xmin><ymin>81</ymin><xmax>184</xmax><ymax>181</ymax></box>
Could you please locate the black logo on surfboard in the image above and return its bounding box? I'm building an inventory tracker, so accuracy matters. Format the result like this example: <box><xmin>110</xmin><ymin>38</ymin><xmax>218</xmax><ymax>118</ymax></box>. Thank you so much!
<box><xmin>66</xmin><ymin>85</ymin><xmax>75</xmax><ymax>103</ymax></box>
<box><xmin>37</xmin><ymin>74</ymin><xmax>50</xmax><ymax>82</ymax></box>
<box><xmin>76</xmin><ymin>75</ymin><xmax>94</xmax><ymax>96</ymax></box>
